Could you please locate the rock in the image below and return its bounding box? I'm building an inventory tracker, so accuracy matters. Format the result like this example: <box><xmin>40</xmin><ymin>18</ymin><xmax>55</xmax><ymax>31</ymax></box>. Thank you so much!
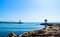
<box><xmin>6</xmin><ymin>32</ymin><xmax>17</xmax><ymax>37</ymax></box>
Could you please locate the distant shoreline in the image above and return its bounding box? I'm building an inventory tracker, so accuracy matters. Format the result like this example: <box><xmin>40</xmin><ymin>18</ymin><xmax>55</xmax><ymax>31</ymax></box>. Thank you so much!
<box><xmin>0</xmin><ymin>21</ymin><xmax>23</xmax><ymax>24</ymax></box>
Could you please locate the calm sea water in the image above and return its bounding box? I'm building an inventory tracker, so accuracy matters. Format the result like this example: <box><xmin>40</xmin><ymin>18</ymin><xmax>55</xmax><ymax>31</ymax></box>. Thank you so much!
<box><xmin>0</xmin><ymin>22</ymin><xmax>45</xmax><ymax>37</ymax></box>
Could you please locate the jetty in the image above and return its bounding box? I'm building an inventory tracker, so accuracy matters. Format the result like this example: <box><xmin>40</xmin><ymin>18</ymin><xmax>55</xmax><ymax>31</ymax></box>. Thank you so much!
<box><xmin>0</xmin><ymin>20</ymin><xmax>23</xmax><ymax>24</ymax></box>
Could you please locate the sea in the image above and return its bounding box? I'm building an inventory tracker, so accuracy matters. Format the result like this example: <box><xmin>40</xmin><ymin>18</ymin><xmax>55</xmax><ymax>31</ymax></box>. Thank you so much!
<box><xmin>0</xmin><ymin>22</ymin><xmax>45</xmax><ymax>37</ymax></box>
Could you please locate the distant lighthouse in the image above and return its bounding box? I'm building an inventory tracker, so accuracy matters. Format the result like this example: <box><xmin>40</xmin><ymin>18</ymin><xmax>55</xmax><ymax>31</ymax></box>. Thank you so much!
<box><xmin>19</xmin><ymin>20</ymin><xmax>21</xmax><ymax>22</ymax></box>
<box><xmin>18</xmin><ymin>20</ymin><xmax>23</xmax><ymax>24</ymax></box>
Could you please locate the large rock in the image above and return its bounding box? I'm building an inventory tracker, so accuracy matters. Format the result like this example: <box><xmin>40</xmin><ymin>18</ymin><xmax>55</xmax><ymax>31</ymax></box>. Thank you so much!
<box><xmin>6</xmin><ymin>32</ymin><xmax>17</xmax><ymax>37</ymax></box>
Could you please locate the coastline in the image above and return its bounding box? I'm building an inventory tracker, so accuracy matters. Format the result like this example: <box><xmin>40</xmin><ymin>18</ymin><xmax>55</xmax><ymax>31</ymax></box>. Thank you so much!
<box><xmin>0</xmin><ymin>21</ymin><xmax>23</xmax><ymax>24</ymax></box>
<box><xmin>6</xmin><ymin>23</ymin><xmax>60</xmax><ymax>37</ymax></box>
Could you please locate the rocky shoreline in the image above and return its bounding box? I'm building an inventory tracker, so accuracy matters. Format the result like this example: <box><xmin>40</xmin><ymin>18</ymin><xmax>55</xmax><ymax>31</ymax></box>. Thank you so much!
<box><xmin>6</xmin><ymin>23</ymin><xmax>60</xmax><ymax>37</ymax></box>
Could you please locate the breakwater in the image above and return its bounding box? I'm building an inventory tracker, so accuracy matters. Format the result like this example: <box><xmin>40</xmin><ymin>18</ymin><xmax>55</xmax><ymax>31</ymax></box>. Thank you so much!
<box><xmin>0</xmin><ymin>21</ymin><xmax>22</xmax><ymax>24</ymax></box>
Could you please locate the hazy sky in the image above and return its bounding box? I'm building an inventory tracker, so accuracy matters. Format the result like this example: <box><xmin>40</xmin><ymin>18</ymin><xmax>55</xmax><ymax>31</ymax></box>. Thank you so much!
<box><xmin>0</xmin><ymin>0</ymin><xmax>60</xmax><ymax>22</ymax></box>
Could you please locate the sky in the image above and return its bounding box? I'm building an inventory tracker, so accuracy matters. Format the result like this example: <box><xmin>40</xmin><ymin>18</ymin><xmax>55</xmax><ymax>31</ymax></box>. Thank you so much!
<box><xmin>0</xmin><ymin>0</ymin><xmax>60</xmax><ymax>22</ymax></box>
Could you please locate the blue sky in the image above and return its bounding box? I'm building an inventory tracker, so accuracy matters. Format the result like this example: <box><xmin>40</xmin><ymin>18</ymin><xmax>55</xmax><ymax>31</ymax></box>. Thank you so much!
<box><xmin>0</xmin><ymin>0</ymin><xmax>60</xmax><ymax>22</ymax></box>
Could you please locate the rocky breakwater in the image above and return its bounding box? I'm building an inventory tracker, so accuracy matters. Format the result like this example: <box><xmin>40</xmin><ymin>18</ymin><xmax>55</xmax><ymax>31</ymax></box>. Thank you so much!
<box><xmin>6</xmin><ymin>23</ymin><xmax>60</xmax><ymax>37</ymax></box>
<box><xmin>6</xmin><ymin>30</ymin><xmax>46</xmax><ymax>37</ymax></box>
<box><xmin>6</xmin><ymin>32</ymin><xmax>21</xmax><ymax>37</ymax></box>
<box><xmin>21</xmin><ymin>23</ymin><xmax>60</xmax><ymax>37</ymax></box>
